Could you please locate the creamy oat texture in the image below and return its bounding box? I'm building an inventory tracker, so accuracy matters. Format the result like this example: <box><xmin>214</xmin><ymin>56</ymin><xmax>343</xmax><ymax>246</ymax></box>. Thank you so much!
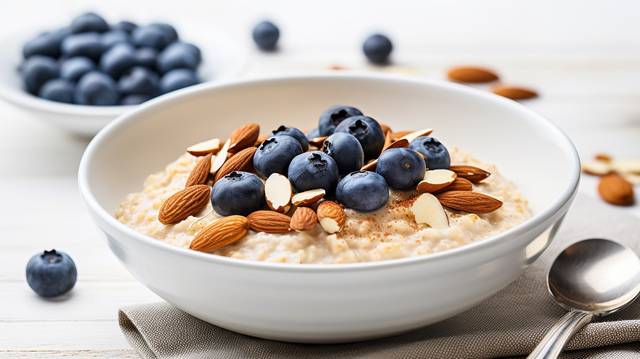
<box><xmin>116</xmin><ymin>148</ymin><xmax>530</xmax><ymax>264</ymax></box>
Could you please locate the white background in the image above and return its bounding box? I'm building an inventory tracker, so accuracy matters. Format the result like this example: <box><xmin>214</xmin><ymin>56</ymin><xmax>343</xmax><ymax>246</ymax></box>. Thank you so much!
<box><xmin>1</xmin><ymin>0</ymin><xmax>639</xmax><ymax>357</ymax></box>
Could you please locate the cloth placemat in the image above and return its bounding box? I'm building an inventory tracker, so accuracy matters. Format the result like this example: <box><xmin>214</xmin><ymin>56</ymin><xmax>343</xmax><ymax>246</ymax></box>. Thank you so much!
<box><xmin>119</xmin><ymin>193</ymin><xmax>640</xmax><ymax>358</ymax></box>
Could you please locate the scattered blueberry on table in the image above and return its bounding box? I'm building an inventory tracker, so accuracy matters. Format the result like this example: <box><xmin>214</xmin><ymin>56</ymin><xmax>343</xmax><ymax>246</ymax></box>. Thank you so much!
<box><xmin>362</xmin><ymin>33</ymin><xmax>393</xmax><ymax>65</ymax></box>
<box><xmin>26</xmin><ymin>249</ymin><xmax>77</xmax><ymax>298</ymax></box>
<box><xmin>19</xmin><ymin>12</ymin><xmax>202</xmax><ymax>106</ymax></box>
<box><xmin>252</xmin><ymin>20</ymin><xmax>280</xmax><ymax>51</ymax></box>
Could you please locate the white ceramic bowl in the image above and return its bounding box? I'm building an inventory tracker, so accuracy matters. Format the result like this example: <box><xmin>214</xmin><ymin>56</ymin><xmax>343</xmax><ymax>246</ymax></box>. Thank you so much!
<box><xmin>0</xmin><ymin>29</ymin><xmax>246</xmax><ymax>137</ymax></box>
<box><xmin>79</xmin><ymin>74</ymin><xmax>580</xmax><ymax>343</ymax></box>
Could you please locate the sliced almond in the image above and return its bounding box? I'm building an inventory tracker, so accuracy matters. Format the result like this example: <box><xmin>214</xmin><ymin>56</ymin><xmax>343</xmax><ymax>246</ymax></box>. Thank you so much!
<box><xmin>187</xmin><ymin>138</ymin><xmax>222</xmax><ymax>156</ymax></box>
<box><xmin>447</xmin><ymin>66</ymin><xmax>499</xmax><ymax>83</ymax></box>
<box><xmin>410</xmin><ymin>193</ymin><xmax>449</xmax><ymax>229</ymax></box>
<box><xmin>417</xmin><ymin>169</ymin><xmax>457</xmax><ymax>193</ymax></box>
<box><xmin>379</xmin><ymin>123</ymin><xmax>392</xmax><ymax>135</ymax></box>
<box><xmin>383</xmin><ymin>138</ymin><xmax>410</xmax><ymax>151</ymax></box>
<box><xmin>611</xmin><ymin>159</ymin><xmax>640</xmax><ymax>175</ymax></box>
<box><xmin>361</xmin><ymin>159</ymin><xmax>377</xmax><ymax>171</ymax></box>
<box><xmin>391</xmin><ymin>130</ymin><xmax>412</xmax><ymax>141</ymax></box>
<box><xmin>229</xmin><ymin>123</ymin><xmax>260</xmax><ymax>152</ymax></box>
<box><xmin>265</xmin><ymin>173</ymin><xmax>292</xmax><ymax>213</ymax></box>
<box><xmin>247</xmin><ymin>210</ymin><xmax>291</xmax><ymax>233</ymax></box>
<box><xmin>491</xmin><ymin>86</ymin><xmax>538</xmax><ymax>101</ymax></box>
<box><xmin>398</xmin><ymin>129</ymin><xmax>434</xmax><ymax>143</ymax></box>
<box><xmin>594</xmin><ymin>153</ymin><xmax>613</xmax><ymax>163</ymax></box>
<box><xmin>622</xmin><ymin>172</ymin><xmax>640</xmax><ymax>185</ymax></box>
<box><xmin>214</xmin><ymin>146</ymin><xmax>256</xmax><ymax>182</ymax></box>
<box><xmin>308</xmin><ymin>136</ymin><xmax>328</xmax><ymax>148</ymax></box>
<box><xmin>290</xmin><ymin>207</ymin><xmax>318</xmax><ymax>232</ymax></box>
<box><xmin>598</xmin><ymin>173</ymin><xmax>635</xmax><ymax>206</ymax></box>
<box><xmin>189</xmin><ymin>215</ymin><xmax>249</xmax><ymax>252</ymax></box>
<box><xmin>185</xmin><ymin>154</ymin><xmax>212</xmax><ymax>187</ymax></box>
<box><xmin>436</xmin><ymin>191</ymin><xmax>502</xmax><ymax>214</ymax></box>
<box><xmin>158</xmin><ymin>185</ymin><xmax>211</xmax><ymax>225</ymax></box>
<box><xmin>434</xmin><ymin>177</ymin><xmax>473</xmax><ymax>194</ymax></box>
<box><xmin>581</xmin><ymin>160</ymin><xmax>612</xmax><ymax>176</ymax></box>
<box><xmin>316</xmin><ymin>201</ymin><xmax>346</xmax><ymax>234</ymax></box>
<box><xmin>291</xmin><ymin>188</ymin><xmax>326</xmax><ymax>207</ymax></box>
<box><xmin>211</xmin><ymin>139</ymin><xmax>231</xmax><ymax>175</ymax></box>
<box><xmin>449</xmin><ymin>165</ymin><xmax>491</xmax><ymax>183</ymax></box>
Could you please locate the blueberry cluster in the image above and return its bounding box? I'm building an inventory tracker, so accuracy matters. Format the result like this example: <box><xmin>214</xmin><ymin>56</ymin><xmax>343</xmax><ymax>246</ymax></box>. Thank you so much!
<box><xmin>212</xmin><ymin>105</ymin><xmax>451</xmax><ymax>215</ymax></box>
<box><xmin>20</xmin><ymin>12</ymin><xmax>202</xmax><ymax>106</ymax></box>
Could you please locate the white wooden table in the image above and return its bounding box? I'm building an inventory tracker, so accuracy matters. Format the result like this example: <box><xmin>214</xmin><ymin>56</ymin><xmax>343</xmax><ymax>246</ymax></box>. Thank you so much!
<box><xmin>1</xmin><ymin>1</ymin><xmax>639</xmax><ymax>357</ymax></box>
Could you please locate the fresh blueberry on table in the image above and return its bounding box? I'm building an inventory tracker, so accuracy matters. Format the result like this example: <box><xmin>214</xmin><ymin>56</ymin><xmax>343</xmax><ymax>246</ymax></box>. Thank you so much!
<box><xmin>334</xmin><ymin>115</ymin><xmax>385</xmax><ymax>161</ymax></box>
<box><xmin>26</xmin><ymin>249</ymin><xmax>77</xmax><ymax>298</ymax></box>
<box><xmin>132</xmin><ymin>25</ymin><xmax>172</xmax><ymax>50</ymax></box>
<box><xmin>322</xmin><ymin>132</ymin><xmax>364</xmax><ymax>176</ymax></box>
<box><xmin>70</xmin><ymin>12</ymin><xmax>110</xmax><ymax>34</ymax></box>
<box><xmin>113</xmin><ymin>20</ymin><xmax>138</xmax><ymax>34</ymax></box>
<box><xmin>376</xmin><ymin>148</ymin><xmax>426</xmax><ymax>189</ymax></box>
<box><xmin>157</xmin><ymin>42</ymin><xmax>201</xmax><ymax>73</ymax></box>
<box><xmin>253</xmin><ymin>135</ymin><xmax>303</xmax><ymax>178</ymax></box>
<box><xmin>118</xmin><ymin>67</ymin><xmax>159</xmax><ymax>96</ymax></box>
<box><xmin>336</xmin><ymin>171</ymin><xmax>389</xmax><ymax>211</ymax></box>
<box><xmin>100</xmin><ymin>43</ymin><xmax>137</xmax><ymax>79</ymax></box>
<box><xmin>409</xmin><ymin>136</ymin><xmax>451</xmax><ymax>169</ymax></box>
<box><xmin>60</xmin><ymin>57</ymin><xmax>95</xmax><ymax>82</ymax></box>
<box><xmin>61</xmin><ymin>32</ymin><xmax>104</xmax><ymax>61</ymax></box>
<box><xmin>21</xmin><ymin>56</ymin><xmax>59</xmax><ymax>94</ymax></box>
<box><xmin>362</xmin><ymin>33</ymin><xmax>393</xmax><ymax>65</ymax></box>
<box><xmin>271</xmin><ymin>125</ymin><xmax>309</xmax><ymax>151</ymax></box>
<box><xmin>134</xmin><ymin>47</ymin><xmax>158</xmax><ymax>70</ymax></box>
<box><xmin>101</xmin><ymin>30</ymin><xmax>130</xmax><ymax>51</ymax></box>
<box><xmin>38</xmin><ymin>79</ymin><xmax>75</xmax><ymax>104</ymax></box>
<box><xmin>252</xmin><ymin>20</ymin><xmax>280</xmax><ymax>51</ymax></box>
<box><xmin>75</xmin><ymin>71</ymin><xmax>119</xmax><ymax>106</ymax></box>
<box><xmin>120</xmin><ymin>94</ymin><xmax>152</xmax><ymax>105</ymax></box>
<box><xmin>287</xmin><ymin>151</ymin><xmax>340</xmax><ymax>193</ymax></box>
<box><xmin>211</xmin><ymin>171</ymin><xmax>265</xmax><ymax>216</ymax></box>
<box><xmin>306</xmin><ymin>128</ymin><xmax>320</xmax><ymax>140</ymax></box>
<box><xmin>159</xmin><ymin>68</ymin><xmax>199</xmax><ymax>94</ymax></box>
<box><xmin>318</xmin><ymin>105</ymin><xmax>363</xmax><ymax>136</ymax></box>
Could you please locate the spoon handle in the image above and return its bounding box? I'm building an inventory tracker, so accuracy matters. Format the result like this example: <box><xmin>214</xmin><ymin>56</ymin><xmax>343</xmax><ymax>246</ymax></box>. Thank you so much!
<box><xmin>528</xmin><ymin>310</ymin><xmax>593</xmax><ymax>359</ymax></box>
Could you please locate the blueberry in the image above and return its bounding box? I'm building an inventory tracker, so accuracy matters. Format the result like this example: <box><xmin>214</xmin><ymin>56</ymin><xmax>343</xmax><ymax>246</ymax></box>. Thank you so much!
<box><xmin>287</xmin><ymin>151</ymin><xmax>339</xmax><ymax>193</ymax></box>
<box><xmin>157</xmin><ymin>42</ymin><xmax>201</xmax><ymax>73</ymax></box>
<box><xmin>270</xmin><ymin>125</ymin><xmax>309</xmax><ymax>151</ymax></box>
<box><xmin>113</xmin><ymin>20</ymin><xmax>137</xmax><ymax>34</ymax></box>
<box><xmin>253</xmin><ymin>135</ymin><xmax>303</xmax><ymax>178</ymax></box>
<box><xmin>38</xmin><ymin>79</ymin><xmax>75</xmax><ymax>104</ymax></box>
<box><xmin>60</xmin><ymin>57</ymin><xmax>95</xmax><ymax>82</ymax></box>
<box><xmin>306</xmin><ymin>128</ymin><xmax>320</xmax><ymax>140</ymax></box>
<box><xmin>336</xmin><ymin>171</ymin><xmax>389</xmax><ymax>211</ymax></box>
<box><xmin>334</xmin><ymin>115</ymin><xmax>385</xmax><ymax>161</ymax></box>
<box><xmin>318</xmin><ymin>105</ymin><xmax>363</xmax><ymax>136</ymax></box>
<box><xmin>135</xmin><ymin>47</ymin><xmax>158</xmax><ymax>70</ymax></box>
<box><xmin>363</xmin><ymin>33</ymin><xmax>393</xmax><ymax>65</ymax></box>
<box><xmin>101</xmin><ymin>30</ymin><xmax>130</xmax><ymax>51</ymax></box>
<box><xmin>149</xmin><ymin>22</ymin><xmax>179</xmax><ymax>44</ymax></box>
<box><xmin>61</xmin><ymin>32</ymin><xmax>104</xmax><ymax>61</ymax></box>
<box><xmin>252</xmin><ymin>20</ymin><xmax>279</xmax><ymax>51</ymax></box>
<box><xmin>132</xmin><ymin>25</ymin><xmax>171</xmax><ymax>50</ymax></box>
<box><xmin>23</xmin><ymin>33</ymin><xmax>60</xmax><ymax>59</ymax></box>
<box><xmin>75</xmin><ymin>71</ymin><xmax>119</xmax><ymax>105</ymax></box>
<box><xmin>375</xmin><ymin>148</ymin><xmax>426</xmax><ymax>189</ymax></box>
<box><xmin>409</xmin><ymin>136</ymin><xmax>451</xmax><ymax>169</ymax></box>
<box><xmin>21</xmin><ymin>56</ymin><xmax>59</xmax><ymax>94</ymax></box>
<box><xmin>70</xmin><ymin>12</ymin><xmax>109</xmax><ymax>34</ymax></box>
<box><xmin>159</xmin><ymin>68</ymin><xmax>199</xmax><ymax>94</ymax></box>
<box><xmin>211</xmin><ymin>171</ymin><xmax>265</xmax><ymax>216</ymax></box>
<box><xmin>118</xmin><ymin>67</ymin><xmax>159</xmax><ymax>96</ymax></box>
<box><xmin>100</xmin><ymin>43</ymin><xmax>136</xmax><ymax>78</ymax></box>
<box><xmin>26</xmin><ymin>249</ymin><xmax>77</xmax><ymax>298</ymax></box>
<box><xmin>121</xmin><ymin>94</ymin><xmax>152</xmax><ymax>105</ymax></box>
<box><xmin>321</xmin><ymin>133</ymin><xmax>364</xmax><ymax>176</ymax></box>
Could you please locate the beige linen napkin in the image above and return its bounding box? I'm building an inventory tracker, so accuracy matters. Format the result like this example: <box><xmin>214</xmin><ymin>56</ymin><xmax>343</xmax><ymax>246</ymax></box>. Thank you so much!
<box><xmin>119</xmin><ymin>194</ymin><xmax>640</xmax><ymax>358</ymax></box>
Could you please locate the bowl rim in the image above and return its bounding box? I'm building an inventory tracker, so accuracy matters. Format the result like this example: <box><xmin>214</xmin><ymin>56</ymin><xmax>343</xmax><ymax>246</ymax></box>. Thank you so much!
<box><xmin>78</xmin><ymin>72</ymin><xmax>581</xmax><ymax>272</ymax></box>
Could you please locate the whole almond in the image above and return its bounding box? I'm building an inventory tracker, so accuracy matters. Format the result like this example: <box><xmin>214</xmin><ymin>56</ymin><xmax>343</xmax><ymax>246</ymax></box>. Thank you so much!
<box><xmin>190</xmin><ymin>215</ymin><xmax>249</xmax><ymax>252</ymax></box>
<box><xmin>214</xmin><ymin>146</ymin><xmax>257</xmax><ymax>182</ymax></box>
<box><xmin>316</xmin><ymin>200</ymin><xmax>346</xmax><ymax>234</ymax></box>
<box><xmin>290</xmin><ymin>207</ymin><xmax>318</xmax><ymax>231</ymax></box>
<box><xmin>598</xmin><ymin>173</ymin><xmax>635</xmax><ymax>206</ymax></box>
<box><xmin>185</xmin><ymin>154</ymin><xmax>212</xmax><ymax>187</ymax></box>
<box><xmin>158</xmin><ymin>185</ymin><xmax>211</xmax><ymax>224</ymax></box>
<box><xmin>436</xmin><ymin>191</ymin><xmax>502</xmax><ymax>214</ymax></box>
<box><xmin>247</xmin><ymin>210</ymin><xmax>291</xmax><ymax>233</ymax></box>
<box><xmin>229</xmin><ymin>123</ymin><xmax>260</xmax><ymax>152</ymax></box>
<box><xmin>447</xmin><ymin>66</ymin><xmax>499</xmax><ymax>83</ymax></box>
<box><xmin>491</xmin><ymin>86</ymin><xmax>538</xmax><ymax>100</ymax></box>
<box><xmin>434</xmin><ymin>177</ymin><xmax>473</xmax><ymax>194</ymax></box>
<box><xmin>449</xmin><ymin>165</ymin><xmax>491</xmax><ymax>183</ymax></box>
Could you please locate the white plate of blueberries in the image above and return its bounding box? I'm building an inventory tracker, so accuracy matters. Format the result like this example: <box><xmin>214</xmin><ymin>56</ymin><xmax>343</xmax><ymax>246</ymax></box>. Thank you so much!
<box><xmin>0</xmin><ymin>12</ymin><xmax>247</xmax><ymax>136</ymax></box>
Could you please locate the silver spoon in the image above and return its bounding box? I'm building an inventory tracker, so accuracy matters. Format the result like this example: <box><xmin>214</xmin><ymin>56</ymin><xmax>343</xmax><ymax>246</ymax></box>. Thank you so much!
<box><xmin>528</xmin><ymin>238</ymin><xmax>640</xmax><ymax>358</ymax></box>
